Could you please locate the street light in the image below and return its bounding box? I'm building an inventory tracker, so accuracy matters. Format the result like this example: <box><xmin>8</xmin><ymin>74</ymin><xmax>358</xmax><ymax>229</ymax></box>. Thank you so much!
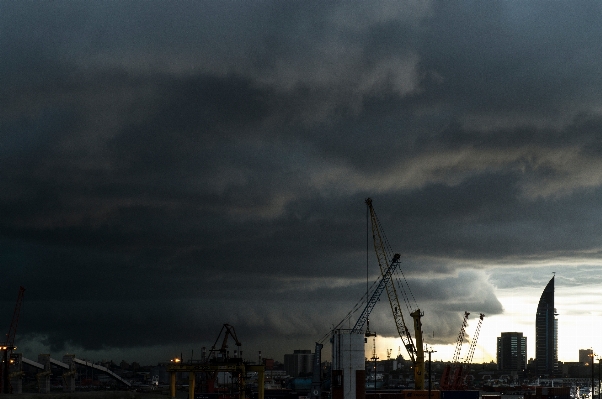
<box><xmin>591</xmin><ymin>352</ymin><xmax>595</xmax><ymax>399</ymax></box>
<box><xmin>426</xmin><ymin>346</ymin><xmax>437</xmax><ymax>399</ymax></box>
<box><xmin>598</xmin><ymin>356</ymin><xmax>602</xmax><ymax>398</ymax></box>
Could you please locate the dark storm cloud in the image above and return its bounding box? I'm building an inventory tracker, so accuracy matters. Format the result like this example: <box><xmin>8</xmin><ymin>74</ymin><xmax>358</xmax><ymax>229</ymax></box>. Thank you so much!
<box><xmin>3</xmin><ymin>1</ymin><xmax>602</xmax><ymax>361</ymax></box>
<box><xmin>421</xmin><ymin>2</ymin><xmax>602</xmax><ymax>116</ymax></box>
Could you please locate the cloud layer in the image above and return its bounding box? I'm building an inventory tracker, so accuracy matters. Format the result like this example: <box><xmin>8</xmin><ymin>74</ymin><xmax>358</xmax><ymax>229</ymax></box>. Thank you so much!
<box><xmin>2</xmin><ymin>1</ymin><xmax>602</xmax><ymax>363</ymax></box>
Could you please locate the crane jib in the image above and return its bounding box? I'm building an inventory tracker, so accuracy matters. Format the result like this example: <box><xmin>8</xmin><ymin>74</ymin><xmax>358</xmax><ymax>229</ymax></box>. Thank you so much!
<box><xmin>352</xmin><ymin>255</ymin><xmax>401</xmax><ymax>333</ymax></box>
<box><xmin>365</xmin><ymin>198</ymin><xmax>425</xmax><ymax>390</ymax></box>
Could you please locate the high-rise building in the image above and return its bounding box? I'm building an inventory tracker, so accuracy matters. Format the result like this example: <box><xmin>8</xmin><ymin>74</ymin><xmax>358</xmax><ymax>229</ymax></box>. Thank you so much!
<box><xmin>579</xmin><ymin>349</ymin><xmax>594</xmax><ymax>365</ymax></box>
<box><xmin>535</xmin><ymin>276</ymin><xmax>558</xmax><ymax>376</ymax></box>
<box><xmin>497</xmin><ymin>332</ymin><xmax>527</xmax><ymax>372</ymax></box>
<box><xmin>284</xmin><ymin>349</ymin><xmax>314</xmax><ymax>377</ymax></box>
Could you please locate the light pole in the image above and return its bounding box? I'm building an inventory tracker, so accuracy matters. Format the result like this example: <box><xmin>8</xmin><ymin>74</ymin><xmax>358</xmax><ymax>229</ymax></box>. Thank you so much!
<box><xmin>591</xmin><ymin>352</ymin><xmax>595</xmax><ymax>399</ymax></box>
<box><xmin>427</xmin><ymin>347</ymin><xmax>437</xmax><ymax>398</ymax></box>
<box><xmin>598</xmin><ymin>356</ymin><xmax>602</xmax><ymax>398</ymax></box>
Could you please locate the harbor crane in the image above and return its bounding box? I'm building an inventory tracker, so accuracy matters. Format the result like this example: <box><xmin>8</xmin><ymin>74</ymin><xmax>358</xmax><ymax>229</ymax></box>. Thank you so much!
<box><xmin>207</xmin><ymin>323</ymin><xmax>242</xmax><ymax>361</ymax></box>
<box><xmin>440</xmin><ymin>311</ymin><xmax>470</xmax><ymax>390</ymax></box>
<box><xmin>365</xmin><ymin>198</ymin><xmax>425</xmax><ymax>390</ymax></box>
<box><xmin>352</xmin><ymin>253</ymin><xmax>401</xmax><ymax>335</ymax></box>
<box><xmin>204</xmin><ymin>323</ymin><xmax>242</xmax><ymax>393</ymax></box>
<box><xmin>312</xmin><ymin>252</ymin><xmax>402</xmax><ymax>399</ymax></box>
<box><xmin>458</xmin><ymin>313</ymin><xmax>485</xmax><ymax>389</ymax></box>
<box><xmin>440</xmin><ymin>313</ymin><xmax>485</xmax><ymax>390</ymax></box>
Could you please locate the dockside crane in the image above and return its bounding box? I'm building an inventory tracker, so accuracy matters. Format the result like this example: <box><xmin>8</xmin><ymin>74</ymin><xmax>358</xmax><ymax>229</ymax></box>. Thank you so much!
<box><xmin>456</xmin><ymin>313</ymin><xmax>485</xmax><ymax>389</ymax></box>
<box><xmin>351</xmin><ymin>253</ymin><xmax>401</xmax><ymax>335</ymax></box>
<box><xmin>204</xmin><ymin>323</ymin><xmax>242</xmax><ymax>393</ymax></box>
<box><xmin>1</xmin><ymin>286</ymin><xmax>25</xmax><ymax>394</ymax></box>
<box><xmin>440</xmin><ymin>311</ymin><xmax>470</xmax><ymax>390</ymax></box>
<box><xmin>442</xmin><ymin>313</ymin><xmax>485</xmax><ymax>390</ymax></box>
<box><xmin>207</xmin><ymin>323</ymin><xmax>242</xmax><ymax>361</ymax></box>
<box><xmin>321</xmin><ymin>252</ymin><xmax>402</xmax><ymax>338</ymax></box>
<box><xmin>312</xmin><ymin>252</ymin><xmax>402</xmax><ymax>399</ymax></box>
<box><xmin>365</xmin><ymin>198</ymin><xmax>425</xmax><ymax>390</ymax></box>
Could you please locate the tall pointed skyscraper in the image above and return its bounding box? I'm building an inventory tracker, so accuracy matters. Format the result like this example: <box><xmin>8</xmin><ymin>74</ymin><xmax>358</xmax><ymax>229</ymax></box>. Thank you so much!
<box><xmin>535</xmin><ymin>276</ymin><xmax>558</xmax><ymax>376</ymax></box>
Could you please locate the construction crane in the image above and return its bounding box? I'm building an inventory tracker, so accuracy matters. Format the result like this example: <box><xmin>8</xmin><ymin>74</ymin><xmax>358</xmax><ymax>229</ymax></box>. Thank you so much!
<box><xmin>204</xmin><ymin>324</ymin><xmax>242</xmax><ymax>393</ymax></box>
<box><xmin>312</xmin><ymin>253</ymin><xmax>401</xmax><ymax>399</ymax></box>
<box><xmin>352</xmin><ymin>253</ymin><xmax>401</xmax><ymax>334</ymax></box>
<box><xmin>322</xmin><ymin>251</ymin><xmax>402</xmax><ymax>338</ymax></box>
<box><xmin>441</xmin><ymin>313</ymin><xmax>485</xmax><ymax>390</ymax></box>
<box><xmin>1</xmin><ymin>286</ymin><xmax>25</xmax><ymax>394</ymax></box>
<box><xmin>456</xmin><ymin>313</ymin><xmax>485</xmax><ymax>389</ymax></box>
<box><xmin>365</xmin><ymin>198</ymin><xmax>425</xmax><ymax>390</ymax></box>
<box><xmin>440</xmin><ymin>311</ymin><xmax>470</xmax><ymax>390</ymax></box>
<box><xmin>207</xmin><ymin>323</ymin><xmax>242</xmax><ymax>361</ymax></box>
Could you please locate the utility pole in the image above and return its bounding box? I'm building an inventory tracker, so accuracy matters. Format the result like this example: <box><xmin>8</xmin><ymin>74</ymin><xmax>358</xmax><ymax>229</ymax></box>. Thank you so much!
<box><xmin>598</xmin><ymin>357</ymin><xmax>602</xmax><ymax>398</ymax></box>
<box><xmin>427</xmin><ymin>347</ymin><xmax>437</xmax><ymax>398</ymax></box>
<box><xmin>591</xmin><ymin>351</ymin><xmax>595</xmax><ymax>398</ymax></box>
<box><xmin>371</xmin><ymin>338</ymin><xmax>379</xmax><ymax>390</ymax></box>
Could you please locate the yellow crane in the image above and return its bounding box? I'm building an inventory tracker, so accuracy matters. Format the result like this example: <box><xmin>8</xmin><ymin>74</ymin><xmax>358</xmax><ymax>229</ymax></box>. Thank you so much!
<box><xmin>365</xmin><ymin>198</ymin><xmax>425</xmax><ymax>390</ymax></box>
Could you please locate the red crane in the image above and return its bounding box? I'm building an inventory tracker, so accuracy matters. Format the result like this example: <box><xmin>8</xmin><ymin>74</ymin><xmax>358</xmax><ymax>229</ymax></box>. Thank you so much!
<box><xmin>440</xmin><ymin>311</ymin><xmax>470</xmax><ymax>390</ymax></box>
<box><xmin>456</xmin><ymin>313</ymin><xmax>485</xmax><ymax>389</ymax></box>
<box><xmin>1</xmin><ymin>286</ymin><xmax>25</xmax><ymax>394</ymax></box>
<box><xmin>440</xmin><ymin>312</ymin><xmax>485</xmax><ymax>390</ymax></box>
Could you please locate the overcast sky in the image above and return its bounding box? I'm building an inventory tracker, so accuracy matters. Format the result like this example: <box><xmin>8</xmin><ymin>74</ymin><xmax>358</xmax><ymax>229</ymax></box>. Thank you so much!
<box><xmin>2</xmin><ymin>1</ymin><xmax>602</xmax><ymax>366</ymax></box>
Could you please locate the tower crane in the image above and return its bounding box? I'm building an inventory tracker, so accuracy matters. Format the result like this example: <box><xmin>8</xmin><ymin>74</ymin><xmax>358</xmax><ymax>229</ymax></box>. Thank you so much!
<box><xmin>365</xmin><ymin>198</ymin><xmax>425</xmax><ymax>390</ymax></box>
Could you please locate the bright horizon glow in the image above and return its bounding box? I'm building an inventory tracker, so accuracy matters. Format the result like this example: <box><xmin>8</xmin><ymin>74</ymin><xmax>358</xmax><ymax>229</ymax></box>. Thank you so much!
<box><xmin>367</xmin><ymin>272</ymin><xmax>602</xmax><ymax>364</ymax></box>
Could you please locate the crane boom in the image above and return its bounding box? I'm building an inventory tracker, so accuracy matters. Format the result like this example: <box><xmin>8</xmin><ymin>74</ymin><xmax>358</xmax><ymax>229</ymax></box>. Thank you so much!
<box><xmin>352</xmin><ymin>254</ymin><xmax>400</xmax><ymax>333</ymax></box>
<box><xmin>464</xmin><ymin>313</ymin><xmax>484</xmax><ymax>365</ymax></box>
<box><xmin>365</xmin><ymin>198</ymin><xmax>425</xmax><ymax>390</ymax></box>
<box><xmin>204</xmin><ymin>324</ymin><xmax>243</xmax><ymax>394</ymax></box>
<box><xmin>440</xmin><ymin>311</ymin><xmax>470</xmax><ymax>390</ymax></box>
<box><xmin>457</xmin><ymin>313</ymin><xmax>485</xmax><ymax>389</ymax></box>
<box><xmin>208</xmin><ymin>323</ymin><xmax>241</xmax><ymax>360</ymax></box>
<box><xmin>443</xmin><ymin>313</ymin><xmax>485</xmax><ymax>390</ymax></box>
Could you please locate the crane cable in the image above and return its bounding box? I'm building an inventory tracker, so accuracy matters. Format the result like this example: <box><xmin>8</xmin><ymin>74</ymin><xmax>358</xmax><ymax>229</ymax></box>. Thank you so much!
<box><xmin>317</xmin><ymin>272</ymin><xmax>383</xmax><ymax>344</ymax></box>
<box><xmin>371</xmin><ymin>209</ymin><xmax>419</xmax><ymax>313</ymax></box>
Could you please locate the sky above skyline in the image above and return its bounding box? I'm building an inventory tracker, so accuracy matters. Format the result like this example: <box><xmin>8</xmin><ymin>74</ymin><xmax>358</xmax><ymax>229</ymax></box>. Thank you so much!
<box><xmin>2</xmin><ymin>1</ymin><xmax>602</xmax><ymax>366</ymax></box>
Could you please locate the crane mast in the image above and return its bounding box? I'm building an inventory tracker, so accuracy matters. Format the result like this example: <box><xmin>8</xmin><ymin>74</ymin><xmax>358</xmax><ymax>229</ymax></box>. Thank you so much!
<box><xmin>365</xmin><ymin>198</ymin><xmax>425</xmax><ymax>390</ymax></box>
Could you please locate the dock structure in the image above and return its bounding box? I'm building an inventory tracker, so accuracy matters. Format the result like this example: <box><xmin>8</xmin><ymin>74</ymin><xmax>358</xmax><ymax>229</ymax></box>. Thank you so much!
<box><xmin>166</xmin><ymin>360</ymin><xmax>265</xmax><ymax>399</ymax></box>
<box><xmin>10</xmin><ymin>353</ymin><xmax>131</xmax><ymax>393</ymax></box>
